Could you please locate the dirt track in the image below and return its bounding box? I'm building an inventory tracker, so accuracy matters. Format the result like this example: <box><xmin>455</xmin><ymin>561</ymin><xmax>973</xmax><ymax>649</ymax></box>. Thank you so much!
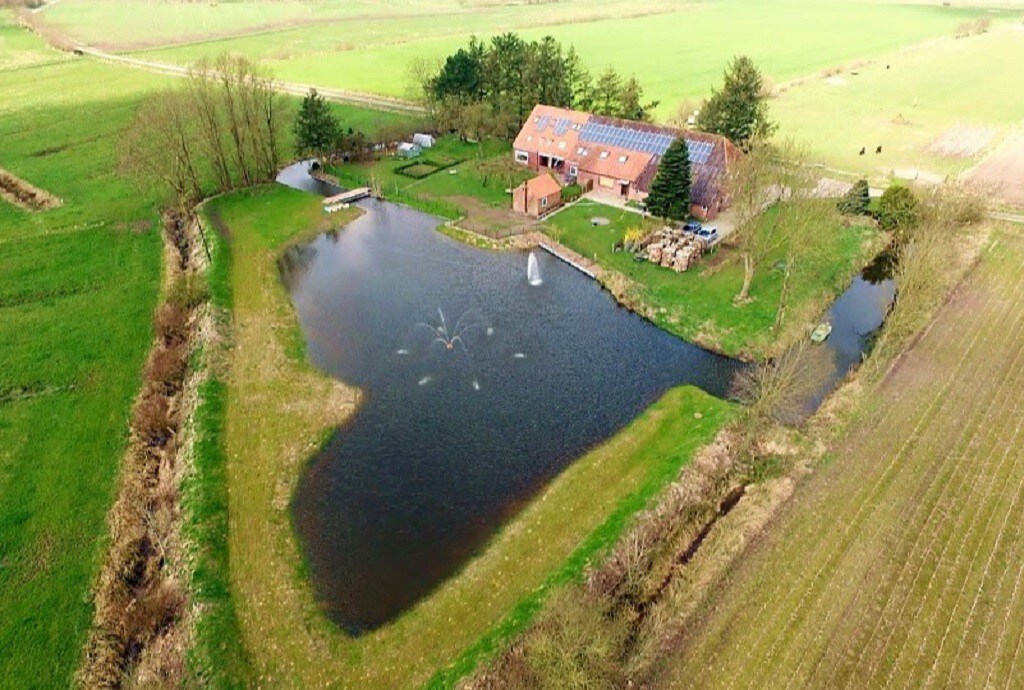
<box><xmin>972</xmin><ymin>132</ymin><xmax>1024</xmax><ymax>208</ymax></box>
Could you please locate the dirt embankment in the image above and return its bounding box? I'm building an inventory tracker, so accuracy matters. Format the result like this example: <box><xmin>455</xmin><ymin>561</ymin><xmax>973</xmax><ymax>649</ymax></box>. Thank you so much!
<box><xmin>971</xmin><ymin>132</ymin><xmax>1024</xmax><ymax>208</ymax></box>
<box><xmin>0</xmin><ymin>168</ymin><xmax>61</xmax><ymax>211</ymax></box>
<box><xmin>77</xmin><ymin>210</ymin><xmax>213</xmax><ymax>687</ymax></box>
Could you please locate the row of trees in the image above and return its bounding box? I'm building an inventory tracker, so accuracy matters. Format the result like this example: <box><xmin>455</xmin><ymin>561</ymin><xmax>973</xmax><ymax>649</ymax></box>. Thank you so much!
<box><xmin>417</xmin><ymin>33</ymin><xmax>657</xmax><ymax>140</ymax></box>
<box><xmin>121</xmin><ymin>54</ymin><xmax>285</xmax><ymax>205</ymax></box>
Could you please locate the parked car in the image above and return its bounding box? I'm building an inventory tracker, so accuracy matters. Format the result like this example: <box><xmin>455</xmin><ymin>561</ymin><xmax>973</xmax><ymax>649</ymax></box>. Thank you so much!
<box><xmin>683</xmin><ymin>220</ymin><xmax>702</xmax><ymax>233</ymax></box>
<box><xmin>695</xmin><ymin>226</ymin><xmax>720</xmax><ymax>246</ymax></box>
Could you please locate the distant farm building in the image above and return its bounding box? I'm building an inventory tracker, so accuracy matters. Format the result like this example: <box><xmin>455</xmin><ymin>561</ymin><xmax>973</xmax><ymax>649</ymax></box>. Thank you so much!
<box><xmin>397</xmin><ymin>142</ymin><xmax>422</xmax><ymax>158</ymax></box>
<box><xmin>412</xmin><ymin>133</ymin><xmax>436</xmax><ymax>148</ymax></box>
<box><xmin>512</xmin><ymin>104</ymin><xmax>741</xmax><ymax>220</ymax></box>
<box><xmin>512</xmin><ymin>173</ymin><xmax>563</xmax><ymax>218</ymax></box>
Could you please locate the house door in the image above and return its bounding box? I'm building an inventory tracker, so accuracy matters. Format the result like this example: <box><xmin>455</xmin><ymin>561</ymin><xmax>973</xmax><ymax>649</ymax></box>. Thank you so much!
<box><xmin>619</xmin><ymin>182</ymin><xmax>629</xmax><ymax>197</ymax></box>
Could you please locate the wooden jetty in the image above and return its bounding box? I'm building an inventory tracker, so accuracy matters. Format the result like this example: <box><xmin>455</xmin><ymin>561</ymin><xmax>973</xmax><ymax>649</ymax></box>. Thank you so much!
<box><xmin>323</xmin><ymin>187</ymin><xmax>370</xmax><ymax>211</ymax></box>
<box><xmin>538</xmin><ymin>241</ymin><xmax>597</xmax><ymax>278</ymax></box>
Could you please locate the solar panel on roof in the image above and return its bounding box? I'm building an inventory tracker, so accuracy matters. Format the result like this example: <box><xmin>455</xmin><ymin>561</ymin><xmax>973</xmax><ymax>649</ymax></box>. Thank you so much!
<box><xmin>686</xmin><ymin>140</ymin><xmax>714</xmax><ymax>165</ymax></box>
<box><xmin>535</xmin><ymin>115</ymin><xmax>551</xmax><ymax>132</ymax></box>
<box><xmin>553</xmin><ymin>118</ymin><xmax>571</xmax><ymax>136</ymax></box>
<box><xmin>579</xmin><ymin>121</ymin><xmax>684</xmax><ymax>157</ymax></box>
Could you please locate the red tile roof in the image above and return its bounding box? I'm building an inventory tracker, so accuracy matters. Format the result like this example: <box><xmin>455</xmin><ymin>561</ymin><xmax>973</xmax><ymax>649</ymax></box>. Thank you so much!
<box><xmin>513</xmin><ymin>105</ymin><xmax>741</xmax><ymax>208</ymax></box>
<box><xmin>512</xmin><ymin>104</ymin><xmax>588</xmax><ymax>160</ymax></box>
<box><xmin>520</xmin><ymin>172</ymin><xmax>562</xmax><ymax>198</ymax></box>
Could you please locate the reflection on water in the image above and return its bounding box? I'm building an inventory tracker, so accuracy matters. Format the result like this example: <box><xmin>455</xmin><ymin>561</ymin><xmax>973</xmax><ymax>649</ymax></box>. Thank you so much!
<box><xmin>804</xmin><ymin>251</ymin><xmax>896</xmax><ymax>410</ymax></box>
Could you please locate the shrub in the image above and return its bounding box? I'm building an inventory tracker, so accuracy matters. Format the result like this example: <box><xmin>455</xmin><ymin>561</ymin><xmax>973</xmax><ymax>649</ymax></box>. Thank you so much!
<box><xmin>561</xmin><ymin>184</ymin><xmax>583</xmax><ymax>202</ymax></box>
<box><xmin>878</xmin><ymin>184</ymin><xmax>920</xmax><ymax>236</ymax></box>
<box><xmin>837</xmin><ymin>179</ymin><xmax>871</xmax><ymax>216</ymax></box>
<box><xmin>921</xmin><ymin>180</ymin><xmax>989</xmax><ymax>226</ymax></box>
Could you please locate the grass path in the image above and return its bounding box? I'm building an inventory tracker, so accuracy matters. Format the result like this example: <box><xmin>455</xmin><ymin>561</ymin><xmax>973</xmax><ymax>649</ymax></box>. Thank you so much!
<box><xmin>661</xmin><ymin>230</ymin><xmax>1024</xmax><ymax>688</ymax></box>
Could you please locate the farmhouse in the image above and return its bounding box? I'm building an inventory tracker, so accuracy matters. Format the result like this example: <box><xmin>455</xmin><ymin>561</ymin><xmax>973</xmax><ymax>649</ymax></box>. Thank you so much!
<box><xmin>512</xmin><ymin>173</ymin><xmax>562</xmax><ymax>218</ymax></box>
<box><xmin>512</xmin><ymin>104</ymin><xmax>741</xmax><ymax>220</ymax></box>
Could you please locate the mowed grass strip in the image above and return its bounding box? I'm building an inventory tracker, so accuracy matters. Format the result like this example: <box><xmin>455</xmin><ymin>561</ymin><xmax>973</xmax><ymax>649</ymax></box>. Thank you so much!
<box><xmin>213</xmin><ymin>184</ymin><xmax>731</xmax><ymax>688</ymax></box>
<box><xmin>661</xmin><ymin>231</ymin><xmax>1024</xmax><ymax>688</ymax></box>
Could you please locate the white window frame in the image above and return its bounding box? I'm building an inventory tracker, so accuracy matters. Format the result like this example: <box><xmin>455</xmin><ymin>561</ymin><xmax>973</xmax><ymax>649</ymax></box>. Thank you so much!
<box><xmin>514</xmin><ymin>150</ymin><xmax>529</xmax><ymax>164</ymax></box>
<box><xmin>569</xmin><ymin>165</ymin><xmax>579</xmax><ymax>177</ymax></box>
<box><xmin>541</xmin><ymin>197</ymin><xmax>549</xmax><ymax>208</ymax></box>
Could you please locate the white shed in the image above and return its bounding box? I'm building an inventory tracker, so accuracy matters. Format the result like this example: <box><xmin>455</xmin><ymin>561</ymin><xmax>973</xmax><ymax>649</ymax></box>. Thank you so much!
<box><xmin>397</xmin><ymin>142</ymin><xmax>422</xmax><ymax>158</ymax></box>
<box><xmin>412</xmin><ymin>133</ymin><xmax>436</xmax><ymax>149</ymax></box>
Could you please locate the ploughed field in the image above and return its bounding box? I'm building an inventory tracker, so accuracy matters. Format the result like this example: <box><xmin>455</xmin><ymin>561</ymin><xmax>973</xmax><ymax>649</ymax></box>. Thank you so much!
<box><xmin>665</xmin><ymin>231</ymin><xmax>1024</xmax><ymax>688</ymax></box>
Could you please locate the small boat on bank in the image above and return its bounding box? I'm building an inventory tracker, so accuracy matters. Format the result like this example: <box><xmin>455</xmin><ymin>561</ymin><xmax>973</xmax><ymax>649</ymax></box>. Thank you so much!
<box><xmin>810</xmin><ymin>321</ymin><xmax>833</xmax><ymax>343</ymax></box>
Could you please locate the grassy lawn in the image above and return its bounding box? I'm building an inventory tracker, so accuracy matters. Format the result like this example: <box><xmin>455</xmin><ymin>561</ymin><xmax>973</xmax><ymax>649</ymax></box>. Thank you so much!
<box><xmin>0</xmin><ymin>60</ymin><xmax>166</xmax><ymax>687</ymax></box>
<box><xmin>211</xmin><ymin>183</ymin><xmax>733</xmax><ymax>688</ymax></box>
<box><xmin>773</xmin><ymin>26</ymin><xmax>1024</xmax><ymax>181</ymax></box>
<box><xmin>127</xmin><ymin>0</ymin><xmax>1006</xmax><ymax>118</ymax></box>
<box><xmin>664</xmin><ymin>231</ymin><xmax>1024</xmax><ymax>688</ymax></box>
<box><xmin>545</xmin><ymin>200</ymin><xmax>883</xmax><ymax>359</ymax></box>
<box><xmin>329</xmin><ymin>136</ymin><xmax>531</xmax><ymax>220</ymax></box>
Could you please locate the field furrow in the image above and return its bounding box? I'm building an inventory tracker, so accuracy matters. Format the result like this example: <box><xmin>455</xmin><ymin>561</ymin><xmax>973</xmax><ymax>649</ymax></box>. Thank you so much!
<box><xmin>664</xmin><ymin>234</ymin><xmax>1024</xmax><ymax>689</ymax></box>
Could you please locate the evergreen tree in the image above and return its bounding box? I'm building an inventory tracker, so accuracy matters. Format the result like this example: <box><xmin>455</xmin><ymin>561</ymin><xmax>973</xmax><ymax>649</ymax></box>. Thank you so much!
<box><xmin>696</xmin><ymin>56</ymin><xmax>775</xmax><ymax>150</ymax></box>
<box><xmin>593</xmin><ymin>67</ymin><xmax>623</xmax><ymax>116</ymax></box>
<box><xmin>564</xmin><ymin>46</ymin><xmax>593</xmax><ymax>111</ymax></box>
<box><xmin>645</xmin><ymin>137</ymin><xmax>692</xmax><ymax>221</ymax></box>
<box><xmin>878</xmin><ymin>184</ymin><xmax>920</xmax><ymax>237</ymax></box>
<box><xmin>293</xmin><ymin>89</ymin><xmax>339</xmax><ymax>159</ymax></box>
<box><xmin>432</xmin><ymin>39</ymin><xmax>484</xmax><ymax>101</ymax></box>
<box><xmin>837</xmin><ymin>178</ymin><xmax>871</xmax><ymax>216</ymax></box>
<box><xmin>618</xmin><ymin>75</ymin><xmax>659</xmax><ymax>121</ymax></box>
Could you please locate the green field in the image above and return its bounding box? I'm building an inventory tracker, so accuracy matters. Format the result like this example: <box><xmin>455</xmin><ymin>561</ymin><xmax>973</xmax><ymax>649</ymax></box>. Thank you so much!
<box><xmin>43</xmin><ymin>0</ymin><xmax>690</xmax><ymax>50</ymax></box>
<box><xmin>0</xmin><ymin>10</ymin><xmax>65</xmax><ymax>69</ymax></box>
<box><xmin>0</xmin><ymin>60</ymin><xmax>164</xmax><ymax>687</ymax></box>
<box><xmin>665</xmin><ymin>231</ymin><xmax>1024</xmax><ymax>688</ymax></box>
<box><xmin>773</xmin><ymin>26</ymin><xmax>1024</xmax><ymax>180</ymax></box>
<box><xmin>29</xmin><ymin>0</ymin><xmax>1024</xmax><ymax>180</ymax></box>
<box><xmin>207</xmin><ymin>184</ymin><xmax>732</xmax><ymax>688</ymax></box>
<box><xmin>123</xmin><ymin>0</ymin><xmax>1000</xmax><ymax>112</ymax></box>
<box><xmin>545</xmin><ymin>200</ymin><xmax>883</xmax><ymax>359</ymax></box>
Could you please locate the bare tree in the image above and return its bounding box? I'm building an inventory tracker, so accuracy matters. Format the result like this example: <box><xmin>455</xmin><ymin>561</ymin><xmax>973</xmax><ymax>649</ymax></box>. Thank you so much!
<box><xmin>121</xmin><ymin>53</ymin><xmax>285</xmax><ymax>204</ymax></box>
<box><xmin>188</xmin><ymin>61</ymin><xmax>233</xmax><ymax>191</ymax></box>
<box><xmin>728</xmin><ymin>139</ymin><xmax>813</xmax><ymax>304</ymax></box>
<box><xmin>120</xmin><ymin>90</ymin><xmax>204</xmax><ymax>205</ymax></box>
<box><xmin>732</xmin><ymin>341</ymin><xmax>831</xmax><ymax>429</ymax></box>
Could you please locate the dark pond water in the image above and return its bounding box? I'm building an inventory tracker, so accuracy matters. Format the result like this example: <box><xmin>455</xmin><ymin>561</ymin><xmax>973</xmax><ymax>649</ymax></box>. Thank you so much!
<box><xmin>803</xmin><ymin>251</ymin><xmax>896</xmax><ymax>410</ymax></box>
<box><xmin>277</xmin><ymin>164</ymin><xmax>743</xmax><ymax>633</ymax></box>
<box><xmin>274</xmin><ymin>162</ymin><xmax>895</xmax><ymax>633</ymax></box>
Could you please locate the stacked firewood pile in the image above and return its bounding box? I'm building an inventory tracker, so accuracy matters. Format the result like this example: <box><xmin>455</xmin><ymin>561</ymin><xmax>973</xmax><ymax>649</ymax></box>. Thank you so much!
<box><xmin>637</xmin><ymin>226</ymin><xmax>707</xmax><ymax>272</ymax></box>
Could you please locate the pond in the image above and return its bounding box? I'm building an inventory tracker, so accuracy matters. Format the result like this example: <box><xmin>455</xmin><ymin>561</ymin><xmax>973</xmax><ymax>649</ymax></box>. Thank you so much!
<box><xmin>277</xmin><ymin>164</ymin><xmax>742</xmax><ymax>633</ymax></box>
<box><xmin>274</xmin><ymin>163</ymin><xmax>895</xmax><ymax>634</ymax></box>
